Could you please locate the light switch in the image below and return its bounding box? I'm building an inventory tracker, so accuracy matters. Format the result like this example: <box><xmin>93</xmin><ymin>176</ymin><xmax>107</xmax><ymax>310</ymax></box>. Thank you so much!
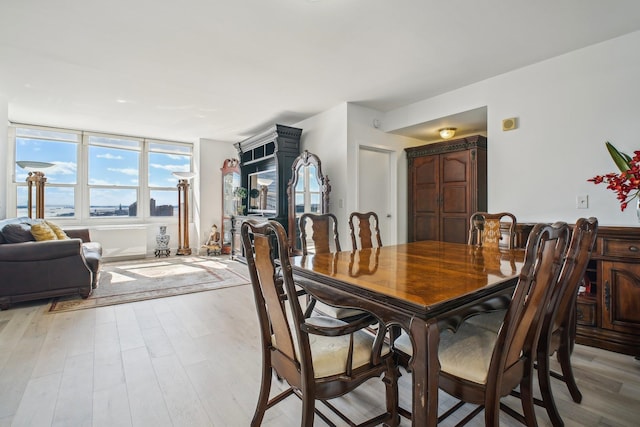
<box><xmin>576</xmin><ymin>195</ymin><xmax>588</xmax><ymax>209</ymax></box>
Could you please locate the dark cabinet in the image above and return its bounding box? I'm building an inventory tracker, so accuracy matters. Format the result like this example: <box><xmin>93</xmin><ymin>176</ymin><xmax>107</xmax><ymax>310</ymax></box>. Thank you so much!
<box><xmin>576</xmin><ymin>226</ymin><xmax>640</xmax><ymax>356</ymax></box>
<box><xmin>231</xmin><ymin>124</ymin><xmax>301</xmax><ymax>260</ymax></box>
<box><xmin>220</xmin><ymin>158</ymin><xmax>240</xmax><ymax>255</ymax></box>
<box><xmin>405</xmin><ymin>136</ymin><xmax>487</xmax><ymax>243</ymax></box>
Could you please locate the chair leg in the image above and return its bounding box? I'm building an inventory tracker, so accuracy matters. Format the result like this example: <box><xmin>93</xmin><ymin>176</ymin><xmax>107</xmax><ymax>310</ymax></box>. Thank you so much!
<box><xmin>251</xmin><ymin>365</ymin><xmax>273</xmax><ymax>427</ymax></box>
<box><xmin>519</xmin><ymin>373</ymin><xmax>539</xmax><ymax>427</ymax></box>
<box><xmin>538</xmin><ymin>350</ymin><xmax>564</xmax><ymax>427</ymax></box>
<box><xmin>383</xmin><ymin>359</ymin><xmax>400</xmax><ymax>427</ymax></box>
<box><xmin>301</xmin><ymin>390</ymin><xmax>315</xmax><ymax>427</ymax></box>
<box><xmin>556</xmin><ymin>344</ymin><xmax>582</xmax><ymax>403</ymax></box>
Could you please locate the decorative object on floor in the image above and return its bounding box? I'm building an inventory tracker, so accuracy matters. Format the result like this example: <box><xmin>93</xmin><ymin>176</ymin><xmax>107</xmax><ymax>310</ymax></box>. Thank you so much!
<box><xmin>202</xmin><ymin>224</ymin><xmax>222</xmax><ymax>256</ymax></box>
<box><xmin>16</xmin><ymin>160</ymin><xmax>55</xmax><ymax>218</ymax></box>
<box><xmin>49</xmin><ymin>256</ymin><xmax>249</xmax><ymax>313</ymax></box>
<box><xmin>155</xmin><ymin>225</ymin><xmax>170</xmax><ymax>257</ymax></box>
<box><xmin>172</xmin><ymin>171</ymin><xmax>196</xmax><ymax>255</ymax></box>
<box><xmin>588</xmin><ymin>141</ymin><xmax>640</xmax><ymax>211</ymax></box>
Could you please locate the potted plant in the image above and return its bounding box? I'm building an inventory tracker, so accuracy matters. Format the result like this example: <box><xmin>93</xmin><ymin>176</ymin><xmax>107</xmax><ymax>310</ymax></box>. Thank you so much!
<box><xmin>233</xmin><ymin>187</ymin><xmax>248</xmax><ymax>215</ymax></box>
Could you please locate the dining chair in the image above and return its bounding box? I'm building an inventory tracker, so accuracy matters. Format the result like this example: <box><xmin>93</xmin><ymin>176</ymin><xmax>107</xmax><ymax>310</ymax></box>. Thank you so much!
<box><xmin>394</xmin><ymin>221</ymin><xmax>571</xmax><ymax>426</ymax></box>
<box><xmin>465</xmin><ymin>217</ymin><xmax>598</xmax><ymax>426</ymax></box>
<box><xmin>468</xmin><ymin>212</ymin><xmax>517</xmax><ymax>249</ymax></box>
<box><xmin>349</xmin><ymin>211</ymin><xmax>383</xmax><ymax>250</ymax></box>
<box><xmin>241</xmin><ymin>220</ymin><xmax>399</xmax><ymax>427</ymax></box>
<box><xmin>299</xmin><ymin>213</ymin><xmax>371</xmax><ymax>322</ymax></box>
<box><xmin>299</xmin><ymin>212</ymin><xmax>341</xmax><ymax>255</ymax></box>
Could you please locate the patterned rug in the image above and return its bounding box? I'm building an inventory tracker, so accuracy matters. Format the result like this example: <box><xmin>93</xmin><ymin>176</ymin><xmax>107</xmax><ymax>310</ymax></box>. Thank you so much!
<box><xmin>49</xmin><ymin>256</ymin><xmax>250</xmax><ymax>313</ymax></box>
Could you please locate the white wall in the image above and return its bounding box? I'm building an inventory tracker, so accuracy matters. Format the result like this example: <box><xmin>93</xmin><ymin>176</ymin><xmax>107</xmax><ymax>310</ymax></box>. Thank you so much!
<box><xmin>197</xmin><ymin>138</ymin><xmax>238</xmax><ymax>251</ymax></box>
<box><xmin>384</xmin><ymin>30</ymin><xmax>640</xmax><ymax>226</ymax></box>
<box><xmin>294</xmin><ymin>104</ymin><xmax>350</xmax><ymax>239</ymax></box>
<box><xmin>293</xmin><ymin>103</ymin><xmax>423</xmax><ymax>245</ymax></box>
<box><xmin>0</xmin><ymin>96</ymin><xmax>7</xmax><ymax>220</ymax></box>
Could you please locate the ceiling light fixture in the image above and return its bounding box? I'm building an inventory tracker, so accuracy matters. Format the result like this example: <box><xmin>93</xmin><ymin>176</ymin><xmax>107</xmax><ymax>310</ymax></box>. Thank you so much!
<box><xmin>439</xmin><ymin>128</ymin><xmax>457</xmax><ymax>140</ymax></box>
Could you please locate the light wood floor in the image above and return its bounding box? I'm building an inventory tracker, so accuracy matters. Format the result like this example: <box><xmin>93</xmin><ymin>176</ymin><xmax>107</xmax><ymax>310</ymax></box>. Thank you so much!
<box><xmin>1</xmin><ymin>260</ymin><xmax>639</xmax><ymax>426</ymax></box>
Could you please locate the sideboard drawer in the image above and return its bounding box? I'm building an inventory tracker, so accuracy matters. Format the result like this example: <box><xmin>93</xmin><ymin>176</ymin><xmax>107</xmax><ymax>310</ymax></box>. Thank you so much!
<box><xmin>600</xmin><ymin>238</ymin><xmax>640</xmax><ymax>259</ymax></box>
<box><xmin>576</xmin><ymin>297</ymin><xmax>596</xmax><ymax>326</ymax></box>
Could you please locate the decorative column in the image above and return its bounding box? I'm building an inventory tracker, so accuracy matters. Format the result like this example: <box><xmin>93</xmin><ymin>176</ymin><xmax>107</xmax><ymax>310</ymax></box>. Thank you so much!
<box><xmin>16</xmin><ymin>161</ymin><xmax>54</xmax><ymax>219</ymax></box>
<box><xmin>172</xmin><ymin>171</ymin><xmax>196</xmax><ymax>256</ymax></box>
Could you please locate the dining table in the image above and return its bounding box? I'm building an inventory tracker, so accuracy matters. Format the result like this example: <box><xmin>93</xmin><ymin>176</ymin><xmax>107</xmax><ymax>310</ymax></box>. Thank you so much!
<box><xmin>290</xmin><ymin>240</ymin><xmax>526</xmax><ymax>427</ymax></box>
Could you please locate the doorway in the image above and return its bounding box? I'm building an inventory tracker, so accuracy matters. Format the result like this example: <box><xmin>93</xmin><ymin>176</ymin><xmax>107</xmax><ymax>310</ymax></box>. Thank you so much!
<box><xmin>357</xmin><ymin>146</ymin><xmax>396</xmax><ymax>245</ymax></box>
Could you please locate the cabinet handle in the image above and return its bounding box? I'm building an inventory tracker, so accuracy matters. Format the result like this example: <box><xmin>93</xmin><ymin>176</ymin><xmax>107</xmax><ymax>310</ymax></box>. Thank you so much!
<box><xmin>629</xmin><ymin>245</ymin><xmax>639</xmax><ymax>252</ymax></box>
<box><xmin>604</xmin><ymin>280</ymin><xmax>611</xmax><ymax>312</ymax></box>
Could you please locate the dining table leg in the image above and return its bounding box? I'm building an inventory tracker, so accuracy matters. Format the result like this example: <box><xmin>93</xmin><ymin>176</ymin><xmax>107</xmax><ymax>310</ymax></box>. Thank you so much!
<box><xmin>409</xmin><ymin>317</ymin><xmax>440</xmax><ymax>427</ymax></box>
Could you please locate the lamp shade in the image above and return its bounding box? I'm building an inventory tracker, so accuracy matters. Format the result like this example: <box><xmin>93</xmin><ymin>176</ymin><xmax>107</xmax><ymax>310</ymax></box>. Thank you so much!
<box><xmin>439</xmin><ymin>128</ymin><xmax>457</xmax><ymax>140</ymax></box>
<box><xmin>172</xmin><ymin>171</ymin><xmax>196</xmax><ymax>180</ymax></box>
<box><xmin>16</xmin><ymin>161</ymin><xmax>55</xmax><ymax>171</ymax></box>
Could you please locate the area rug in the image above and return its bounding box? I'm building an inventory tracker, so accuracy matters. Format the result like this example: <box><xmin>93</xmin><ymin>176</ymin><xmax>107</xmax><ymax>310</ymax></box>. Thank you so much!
<box><xmin>49</xmin><ymin>256</ymin><xmax>250</xmax><ymax>313</ymax></box>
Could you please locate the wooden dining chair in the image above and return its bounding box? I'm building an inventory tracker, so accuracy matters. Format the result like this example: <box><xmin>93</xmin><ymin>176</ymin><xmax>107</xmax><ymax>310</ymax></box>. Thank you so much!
<box><xmin>299</xmin><ymin>213</ymin><xmax>371</xmax><ymax>322</ymax></box>
<box><xmin>394</xmin><ymin>221</ymin><xmax>571</xmax><ymax>426</ymax></box>
<box><xmin>349</xmin><ymin>211</ymin><xmax>383</xmax><ymax>250</ymax></box>
<box><xmin>299</xmin><ymin>212</ymin><xmax>341</xmax><ymax>255</ymax></box>
<box><xmin>241</xmin><ymin>220</ymin><xmax>399</xmax><ymax>427</ymax></box>
<box><xmin>463</xmin><ymin>218</ymin><xmax>598</xmax><ymax>426</ymax></box>
<box><xmin>468</xmin><ymin>212</ymin><xmax>517</xmax><ymax>249</ymax></box>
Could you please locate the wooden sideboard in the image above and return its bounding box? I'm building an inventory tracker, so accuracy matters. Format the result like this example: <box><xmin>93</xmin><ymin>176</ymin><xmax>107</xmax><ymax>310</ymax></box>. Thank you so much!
<box><xmin>576</xmin><ymin>226</ymin><xmax>640</xmax><ymax>356</ymax></box>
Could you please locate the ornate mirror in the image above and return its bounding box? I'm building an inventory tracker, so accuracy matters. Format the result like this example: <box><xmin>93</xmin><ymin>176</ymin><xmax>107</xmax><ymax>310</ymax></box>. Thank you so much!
<box><xmin>287</xmin><ymin>150</ymin><xmax>331</xmax><ymax>254</ymax></box>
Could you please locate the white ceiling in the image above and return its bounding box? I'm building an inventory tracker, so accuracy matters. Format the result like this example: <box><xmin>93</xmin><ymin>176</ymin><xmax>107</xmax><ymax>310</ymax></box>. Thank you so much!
<box><xmin>2</xmin><ymin>0</ymin><xmax>640</xmax><ymax>144</ymax></box>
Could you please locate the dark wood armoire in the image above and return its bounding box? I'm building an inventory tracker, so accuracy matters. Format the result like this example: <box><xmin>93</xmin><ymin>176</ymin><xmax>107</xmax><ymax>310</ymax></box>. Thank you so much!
<box><xmin>405</xmin><ymin>135</ymin><xmax>487</xmax><ymax>243</ymax></box>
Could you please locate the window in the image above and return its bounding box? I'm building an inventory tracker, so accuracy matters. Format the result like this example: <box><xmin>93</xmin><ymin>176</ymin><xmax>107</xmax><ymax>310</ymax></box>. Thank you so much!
<box><xmin>88</xmin><ymin>135</ymin><xmax>141</xmax><ymax>217</ymax></box>
<box><xmin>10</xmin><ymin>124</ymin><xmax>193</xmax><ymax>222</ymax></box>
<box><xmin>148</xmin><ymin>142</ymin><xmax>192</xmax><ymax>217</ymax></box>
<box><xmin>14</xmin><ymin>127</ymin><xmax>79</xmax><ymax>218</ymax></box>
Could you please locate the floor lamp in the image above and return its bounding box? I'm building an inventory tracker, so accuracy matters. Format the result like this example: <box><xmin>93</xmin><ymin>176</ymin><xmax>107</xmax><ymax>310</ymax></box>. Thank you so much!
<box><xmin>16</xmin><ymin>161</ymin><xmax>55</xmax><ymax>219</ymax></box>
<box><xmin>173</xmin><ymin>171</ymin><xmax>196</xmax><ymax>255</ymax></box>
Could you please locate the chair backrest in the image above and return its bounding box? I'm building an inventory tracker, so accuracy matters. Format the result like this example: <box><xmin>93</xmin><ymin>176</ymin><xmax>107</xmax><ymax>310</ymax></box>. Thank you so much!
<box><xmin>468</xmin><ymin>212</ymin><xmax>517</xmax><ymax>249</ymax></box>
<box><xmin>543</xmin><ymin>217</ymin><xmax>598</xmax><ymax>348</ymax></box>
<box><xmin>299</xmin><ymin>212</ymin><xmax>341</xmax><ymax>255</ymax></box>
<box><xmin>349</xmin><ymin>211</ymin><xmax>382</xmax><ymax>250</ymax></box>
<box><xmin>486</xmin><ymin>221</ymin><xmax>570</xmax><ymax>392</ymax></box>
<box><xmin>241</xmin><ymin>220</ymin><xmax>311</xmax><ymax>384</ymax></box>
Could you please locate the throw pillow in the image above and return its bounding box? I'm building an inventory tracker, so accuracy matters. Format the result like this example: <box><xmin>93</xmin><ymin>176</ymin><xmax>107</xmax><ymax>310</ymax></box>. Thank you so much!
<box><xmin>2</xmin><ymin>223</ymin><xmax>36</xmax><ymax>243</ymax></box>
<box><xmin>31</xmin><ymin>222</ymin><xmax>58</xmax><ymax>241</ymax></box>
<box><xmin>45</xmin><ymin>220</ymin><xmax>70</xmax><ymax>240</ymax></box>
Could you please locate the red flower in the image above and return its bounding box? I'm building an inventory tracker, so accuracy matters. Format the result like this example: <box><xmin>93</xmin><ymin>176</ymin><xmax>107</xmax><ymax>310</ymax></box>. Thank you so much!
<box><xmin>589</xmin><ymin>145</ymin><xmax>640</xmax><ymax>211</ymax></box>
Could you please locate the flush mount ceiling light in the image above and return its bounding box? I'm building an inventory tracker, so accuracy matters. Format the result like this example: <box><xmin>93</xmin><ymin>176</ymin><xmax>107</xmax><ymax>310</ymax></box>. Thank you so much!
<box><xmin>439</xmin><ymin>128</ymin><xmax>457</xmax><ymax>140</ymax></box>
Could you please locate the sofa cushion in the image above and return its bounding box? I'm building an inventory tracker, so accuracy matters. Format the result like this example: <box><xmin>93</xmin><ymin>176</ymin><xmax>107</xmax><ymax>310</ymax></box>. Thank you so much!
<box><xmin>2</xmin><ymin>223</ymin><xmax>36</xmax><ymax>243</ymax></box>
<box><xmin>45</xmin><ymin>221</ymin><xmax>70</xmax><ymax>240</ymax></box>
<box><xmin>31</xmin><ymin>222</ymin><xmax>58</xmax><ymax>241</ymax></box>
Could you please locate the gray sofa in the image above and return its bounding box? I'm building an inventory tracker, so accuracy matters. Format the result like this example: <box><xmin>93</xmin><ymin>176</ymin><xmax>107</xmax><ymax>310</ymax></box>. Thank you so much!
<box><xmin>0</xmin><ymin>217</ymin><xmax>102</xmax><ymax>309</ymax></box>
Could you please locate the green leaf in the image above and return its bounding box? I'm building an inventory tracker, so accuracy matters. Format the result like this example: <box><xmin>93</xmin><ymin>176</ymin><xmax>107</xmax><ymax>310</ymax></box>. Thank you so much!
<box><xmin>606</xmin><ymin>141</ymin><xmax>631</xmax><ymax>173</ymax></box>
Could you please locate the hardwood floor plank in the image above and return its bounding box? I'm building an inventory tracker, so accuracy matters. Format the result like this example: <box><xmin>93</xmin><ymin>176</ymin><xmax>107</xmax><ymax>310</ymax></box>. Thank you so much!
<box><xmin>121</xmin><ymin>346</ymin><xmax>172</xmax><ymax>426</ymax></box>
<box><xmin>152</xmin><ymin>354</ymin><xmax>212</xmax><ymax>426</ymax></box>
<box><xmin>10</xmin><ymin>373</ymin><xmax>61</xmax><ymax>427</ymax></box>
<box><xmin>52</xmin><ymin>352</ymin><xmax>94</xmax><ymax>427</ymax></box>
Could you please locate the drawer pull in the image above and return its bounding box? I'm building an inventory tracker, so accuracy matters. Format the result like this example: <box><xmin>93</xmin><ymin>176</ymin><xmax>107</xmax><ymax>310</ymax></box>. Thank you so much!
<box><xmin>629</xmin><ymin>245</ymin><xmax>639</xmax><ymax>252</ymax></box>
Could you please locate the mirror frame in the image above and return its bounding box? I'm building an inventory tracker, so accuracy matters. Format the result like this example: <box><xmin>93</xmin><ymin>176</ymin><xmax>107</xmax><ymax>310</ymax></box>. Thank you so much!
<box><xmin>287</xmin><ymin>150</ymin><xmax>331</xmax><ymax>254</ymax></box>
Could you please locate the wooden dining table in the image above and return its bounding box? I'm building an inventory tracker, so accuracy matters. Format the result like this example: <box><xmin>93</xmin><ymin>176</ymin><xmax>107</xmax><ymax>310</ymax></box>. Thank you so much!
<box><xmin>290</xmin><ymin>240</ymin><xmax>526</xmax><ymax>427</ymax></box>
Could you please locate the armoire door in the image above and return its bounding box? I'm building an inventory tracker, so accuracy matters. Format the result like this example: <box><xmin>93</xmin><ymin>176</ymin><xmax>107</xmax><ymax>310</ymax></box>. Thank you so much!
<box><xmin>440</xmin><ymin>149</ymin><xmax>473</xmax><ymax>244</ymax></box>
<box><xmin>410</xmin><ymin>155</ymin><xmax>439</xmax><ymax>241</ymax></box>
